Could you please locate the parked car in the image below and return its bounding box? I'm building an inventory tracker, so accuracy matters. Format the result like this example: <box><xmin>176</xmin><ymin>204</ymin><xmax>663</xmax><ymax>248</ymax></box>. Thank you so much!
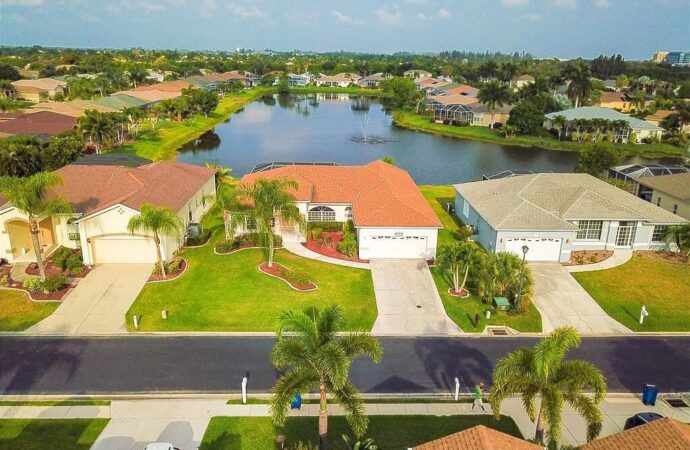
<box><xmin>143</xmin><ymin>443</ymin><xmax>180</xmax><ymax>450</ymax></box>
<box><xmin>623</xmin><ymin>412</ymin><xmax>664</xmax><ymax>430</ymax></box>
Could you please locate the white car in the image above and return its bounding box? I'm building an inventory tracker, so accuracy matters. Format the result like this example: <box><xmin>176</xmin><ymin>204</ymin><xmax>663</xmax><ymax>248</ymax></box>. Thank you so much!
<box><xmin>143</xmin><ymin>444</ymin><xmax>181</xmax><ymax>450</ymax></box>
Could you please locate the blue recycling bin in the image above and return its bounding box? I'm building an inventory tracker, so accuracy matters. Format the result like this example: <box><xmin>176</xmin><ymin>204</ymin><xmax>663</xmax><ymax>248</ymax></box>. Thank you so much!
<box><xmin>291</xmin><ymin>393</ymin><xmax>302</xmax><ymax>410</ymax></box>
<box><xmin>642</xmin><ymin>384</ymin><xmax>659</xmax><ymax>406</ymax></box>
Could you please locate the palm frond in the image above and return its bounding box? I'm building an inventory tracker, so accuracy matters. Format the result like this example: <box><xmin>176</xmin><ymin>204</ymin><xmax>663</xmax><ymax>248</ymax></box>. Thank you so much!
<box><xmin>269</xmin><ymin>367</ymin><xmax>318</xmax><ymax>427</ymax></box>
<box><xmin>563</xmin><ymin>391</ymin><xmax>603</xmax><ymax>442</ymax></box>
<box><xmin>314</xmin><ymin>341</ymin><xmax>350</xmax><ymax>389</ymax></box>
<box><xmin>533</xmin><ymin>326</ymin><xmax>580</xmax><ymax>380</ymax></box>
<box><xmin>332</xmin><ymin>380</ymin><xmax>368</xmax><ymax>438</ymax></box>
<box><xmin>555</xmin><ymin>360</ymin><xmax>607</xmax><ymax>403</ymax></box>
<box><xmin>542</xmin><ymin>386</ymin><xmax>564</xmax><ymax>447</ymax></box>
<box><xmin>338</xmin><ymin>332</ymin><xmax>383</xmax><ymax>363</ymax></box>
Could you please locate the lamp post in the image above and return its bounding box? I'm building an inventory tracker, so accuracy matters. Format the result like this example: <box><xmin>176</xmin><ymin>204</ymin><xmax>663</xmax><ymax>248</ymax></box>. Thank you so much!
<box><xmin>516</xmin><ymin>245</ymin><xmax>529</xmax><ymax>310</ymax></box>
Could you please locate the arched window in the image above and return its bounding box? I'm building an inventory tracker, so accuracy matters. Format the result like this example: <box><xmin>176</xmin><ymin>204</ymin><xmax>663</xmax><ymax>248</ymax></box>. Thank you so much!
<box><xmin>308</xmin><ymin>206</ymin><xmax>336</xmax><ymax>222</ymax></box>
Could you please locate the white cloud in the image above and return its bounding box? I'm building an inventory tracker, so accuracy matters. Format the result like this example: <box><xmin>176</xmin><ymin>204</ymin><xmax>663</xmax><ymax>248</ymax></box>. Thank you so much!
<box><xmin>199</xmin><ymin>0</ymin><xmax>216</xmax><ymax>18</ymax></box>
<box><xmin>120</xmin><ymin>1</ymin><xmax>166</xmax><ymax>13</ymax></box>
<box><xmin>553</xmin><ymin>0</ymin><xmax>578</xmax><ymax>8</ymax></box>
<box><xmin>104</xmin><ymin>3</ymin><xmax>123</xmax><ymax>15</ymax></box>
<box><xmin>501</xmin><ymin>0</ymin><xmax>529</xmax><ymax>6</ymax></box>
<box><xmin>225</xmin><ymin>2</ymin><xmax>267</xmax><ymax>19</ymax></box>
<box><xmin>1</xmin><ymin>0</ymin><xmax>45</xmax><ymax>6</ymax></box>
<box><xmin>595</xmin><ymin>0</ymin><xmax>610</xmax><ymax>7</ymax></box>
<box><xmin>437</xmin><ymin>8</ymin><xmax>450</xmax><ymax>18</ymax></box>
<box><xmin>374</xmin><ymin>6</ymin><xmax>404</xmax><ymax>26</ymax></box>
<box><xmin>331</xmin><ymin>9</ymin><xmax>364</xmax><ymax>25</ymax></box>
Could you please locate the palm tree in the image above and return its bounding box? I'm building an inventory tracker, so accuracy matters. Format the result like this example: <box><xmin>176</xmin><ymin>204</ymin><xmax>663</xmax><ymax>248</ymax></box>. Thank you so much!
<box><xmin>436</xmin><ymin>242</ymin><xmax>482</xmax><ymax>296</ymax></box>
<box><xmin>122</xmin><ymin>107</ymin><xmax>145</xmax><ymax>137</ymax></box>
<box><xmin>565</xmin><ymin>63</ymin><xmax>592</xmax><ymax>108</ymax></box>
<box><xmin>205</xmin><ymin>162</ymin><xmax>232</xmax><ymax>184</ymax></box>
<box><xmin>127</xmin><ymin>203</ymin><xmax>183</xmax><ymax>278</ymax></box>
<box><xmin>0</xmin><ymin>96</ymin><xmax>21</xmax><ymax>113</ymax></box>
<box><xmin>553</xmin><ymin>115</ymin><xmax>568</xmax><ymax>140</ymax></box>
<box><xmin>663</xmin><ymin>223</ymin><xmax>690</xmax><ymax>257</ymax></box>
<box><xmin>77</xmin><ymin>109</ymin><xmax>114</xmax><ymax>153</ymax></box>
<box><xmin>490</xmin><ymin>326</ymin><xmax>607</xmax><ymax>447</ymax></box>
<box><xmin>0</xmin><ymin>173</ymin><xmax>72</xmax><ymax>279</ymax></box>
<box><xmin>233</xmin><ymin>178</ymin><xmax>305</xmax><ymax>268</ymax></box>
<box><xmin>477</xmin><ymin>80</ymin><xmax>512</xmax><ymax>129</ymax></box>
<box><xmin>270</xmin><ymin>305</ymin><xmax>383</xmax><ymax>450</ymax></box>
<box><xmin>499</xmin><ymin>62</ymin><xmax>519</xmax><ymax>86</ymax></box>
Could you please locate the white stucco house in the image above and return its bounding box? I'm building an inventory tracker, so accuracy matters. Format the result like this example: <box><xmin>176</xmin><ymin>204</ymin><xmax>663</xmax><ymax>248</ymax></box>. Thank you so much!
<box><xmin>454</xmin><ymin>173</ymin><xmax>686</xmax><ymax>262</ymax></box>
<box><xmin>544</xmin><ymin>107</ymin><xmax>664</xmax><ymax>143</ymax></box>
<box><xmin>239</xmin><ymin>161</ymin><xmax>442</xmax><ymax>259</ymax></box>
<box><xmin>0</xmin><ymin>161</ymin><xmax>216</xmax><ymax>266</ymax></box>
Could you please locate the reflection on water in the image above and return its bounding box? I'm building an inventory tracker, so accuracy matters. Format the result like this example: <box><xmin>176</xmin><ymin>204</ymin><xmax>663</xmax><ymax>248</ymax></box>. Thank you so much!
<box><xmin>176</xmin><ymin>94</ymin><xmax>661</xmax><ymax>184</ymax></box>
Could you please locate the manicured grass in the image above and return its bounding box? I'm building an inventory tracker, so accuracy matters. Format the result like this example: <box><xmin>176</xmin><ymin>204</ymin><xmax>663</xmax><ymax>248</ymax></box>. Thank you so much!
<box><xmin>420</xmin><ymin>185</ymin><xmax>467</xmax><ymax>247</ymax></box>
<box><xmin>127</xmin><ymin>210</ymin><xmax>376</xmax><ymax>331</ymax></box>
<box><xmin>200</xmin><ymin>415</ymin><xmax>522</xmax><ymax>450</ymax></box>
<box><xmin>432</xmin><ymin>267</ymin><xmax>542</xmax><ymax>333</ymax></box>
<box><xmin>0</xmin><ymin>290</ymin><xmax>59</xmax><ymax>331</ymax></box>
<box><xmin>0</xmin><ymin>419</ymin><xmax>108</xmax><ymax>450</ymax></box>
<box><xmin>0</xmin><ymin>400</ymin><xmax>110</xmax><ymax>406</ymax></box>
<box><xmin>392</xmin><ymin>109</ymin><xmax>685</xmax><ymax>157</ymax></box>
<box><xmin>573</xmin><ymin>256</ymin><xmax>690</xmax><ymax>331</ymax></box>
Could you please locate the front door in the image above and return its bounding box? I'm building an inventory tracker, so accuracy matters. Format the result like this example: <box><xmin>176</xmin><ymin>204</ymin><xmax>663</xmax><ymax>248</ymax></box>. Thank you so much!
<box><xmin>615</xmin><ymin>221</ymin><xmax>636</xmax><ymax>247</ymax></box>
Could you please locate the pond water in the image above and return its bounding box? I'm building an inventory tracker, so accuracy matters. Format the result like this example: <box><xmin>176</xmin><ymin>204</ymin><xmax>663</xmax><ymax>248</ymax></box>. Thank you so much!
<box><xmin>177</xmin><ymin>94</ymin><xmax>654</xmax><ymax>185</ymax></box>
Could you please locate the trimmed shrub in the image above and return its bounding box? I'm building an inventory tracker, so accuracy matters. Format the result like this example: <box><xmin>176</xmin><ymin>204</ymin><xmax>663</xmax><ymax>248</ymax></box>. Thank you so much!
<box><xmin>215</xmin><ymin>239</ymin><xmax>235</xmax><ymax>253</ymax></box>
<box><xmin>51</xmin><ymin>246</ymin><xmax>74</xmax><ymax>270</ymax></box>
<box><xmin>345</xmin><ymin>219</ymin><xmax>355</xmax><ymax>234</ymax></box>
<box><xmin>308</xmin><ymin>221</ymin><xmax>343</xmax><ymax>232</ymax></box>
<box><xmin>337</xmin><ymin>233</ymin><xmax>358</xmax><ymax>257</ymax></box>
<box><xmin>0</xmin><ymin>274</ymin><xmax>10</xmax><ymax>286</ymax></box>
<box><xmin>65</xmin><ymin>253</ymin><xmax>83</xmax><ymax>273</ymax></box>
<box><xmin>285</xmin><ymin>269</ymin><xmax>310</xmax><ymax>286</ymax></box>
<box><xmin>42</xmin><ymin>274</ymin><xmax>66</xmax><ymax>293</ymax></box>
<box><xmin>311</xmin><ymin>227</ymin><xmax>323</xmax><ymax>241</ymax></box>
<box><xmin>215</xmin><ymin>233</ymin><xmax>283</xmax><ymax>253</ymax></box>
<box><xmin>186</xmin><ymin>229</ymin><xmax>211</xmax><ymax>246</ymax></box>
<box><xmin>22</xmin><ymin>278</ymin><xmax>42</xmax><ymax>292</ymax></box>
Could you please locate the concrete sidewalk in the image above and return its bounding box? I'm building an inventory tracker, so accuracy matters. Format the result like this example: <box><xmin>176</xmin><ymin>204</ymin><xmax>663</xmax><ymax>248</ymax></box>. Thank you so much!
<box><xmin>283</xmin><ymin>242</ymin><xmax>370</xmax><ymax>269</ymax></box>
<box><xmin>3</xmin><ymin>396</ymin><xmax>687</xmax><ymax>448</ymax></box>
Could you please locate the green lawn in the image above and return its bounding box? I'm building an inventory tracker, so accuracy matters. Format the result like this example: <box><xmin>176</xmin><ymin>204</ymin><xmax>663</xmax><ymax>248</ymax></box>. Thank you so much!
<box><xmin>0</xmin><ymin>419</ymin><xmax>108</xmax><ymax>450</ymax></box>
<box><xmin>573</xmin><ymin>256</ymin><xmax>690</xmax><ymax>331</ymax></box>
<box><xmin>200</xmin><ymin>415</ymin><xmax>522</xmax><ymax>450</ymax></box>
<box><xmin>432</xmin><ymin>267</ymin><xmax>542</xmax><ymax>333</ymax></box>
<box><xmin>392</xmin><ymin>109</ymin><xmax>684</xmax><ymax>158</ymax></box>
<box><xmin>420</xmin><ymin>185</ymin><xmax>467</xmax><ymax>247</ymax></box>
<box><xmin>127</xmin><ymin>210</ymin><xmax>376</xmax><ymax>331</ymax></box>
<box><xmin>0</xmin><ymin>290</ymin><xmax>59</xmax><ymax>331</ymax></box>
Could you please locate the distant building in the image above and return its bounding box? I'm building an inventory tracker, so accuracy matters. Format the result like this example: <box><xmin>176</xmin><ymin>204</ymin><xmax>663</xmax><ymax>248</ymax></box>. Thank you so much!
<box><xmin>358</xmin><ymin>72</ymin><xmax>389</xmax><ymax>89</ymax></box>
<box><xmin>663</xmin><ymin>51</ymin><xmax>690</xmax><ymax>65</ymax></box>
<box><xmin>515</xmin><ymin>74</ymin><xmax>535</xmax><ymax>88</ymax></box>
<box><xmin>0</xmin><ymin>111</ymin><xmax>76</xmax><ymax>142</ymax></box>
<box><xmin>598</xmin><ymin>92</ymin><xmax>632</xmax><ymax>112</ymax></box>
<box><xmin>652</xmin><ymin>51</ymin><xmax>669</xmax><ymax>63</ymax></box>
<box><xmin>645</xmin><ymin>109</ymin><xmax>690</xmax><ymax>133</ymax></box>
<box><xmin>544</xmin><ymin>107</ymin><xmax>664</xmax><ymax>143</ymax></box>
<box><xmin>638</xmin><ymin>173</ymin><xmax>690</xmax><ymax>220</ymax></box>
<box><xmin>287</xmin><ymin>73</ymin><xmax>310</xmax><ymax>87</ymax></box>
<box><xmin>404</xmin><ymin>69</ymin><xmax>433</xmax><ymax>79</ymax></box>
<box><xmin>424</xmin><ymin>94</ymin><xmax>512</xmax><ymax>127</ymax></box>
<box><xmin>145</xmin><ymin>69</ymin><xmax>166</xmax><ymax>83</ymax></box>
<box><xmin>11</xmin><ymin>78</ymin><xmax>68</xmax><ymax>103</ymax></box>
<box><xmin>314</xmin><ymin>73</ymin><xmax>361</xmax><ymax>88</ymax></box>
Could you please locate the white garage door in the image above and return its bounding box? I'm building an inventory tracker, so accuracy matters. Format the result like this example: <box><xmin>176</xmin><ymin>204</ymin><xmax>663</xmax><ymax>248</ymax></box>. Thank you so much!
<box><xmin>91</xmin><ymin>235</ymin><xmax>157</xmax><ymax>264</ymax></box>
<box><xmin>365</xmin><ymin>235</ymin><xmax>428</xmax><ymax>259</ymax></box>
<box><xmin>505</xmin><ymin>237</ymin><xmax>562</xmax><ymax>262</ymax></box>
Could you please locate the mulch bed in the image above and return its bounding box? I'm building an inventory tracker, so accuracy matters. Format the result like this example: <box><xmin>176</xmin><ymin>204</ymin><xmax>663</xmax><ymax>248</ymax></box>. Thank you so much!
<box><xmin>634</xmin><ymin>250</ymin><xmax>689</xmax><ymax>264</ymax></box>
<box><xmin>563</xmin><ymin>250</ymin><xmax>613</xmax><ymax>266</ymax></box>
<box><xmin>258</xmin><ymin>262</ymin><xmax>317</xmax><ymax>291</ymax></box>
<box><xmin>148</xmin><ymin>258</ymin><xmax>187</xmax><ymax>282</ymax></box>
<box><xmin>304</xmin><ymin>231</ymin><xmax>367</xmax><ymax>263</ymax></box>
<box><xmin>447</xmin><ymin>287</ymin><xmax>471</xmax><ymax>298</ymax></box>
<box><xmin>25</xmin><ymin>260</ymin><xmax>91</xmax><ymax>278</ymax></box>
<box><xmin>1</xmin><ymin>265</ymin><xmax>71</xmax><ymax>301</ymax></box>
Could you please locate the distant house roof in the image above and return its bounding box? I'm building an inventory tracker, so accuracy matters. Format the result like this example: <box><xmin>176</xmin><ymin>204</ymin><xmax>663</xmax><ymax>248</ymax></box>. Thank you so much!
<box><xmin>90</xmin><ymin>94</ymin><xmax>149</xmax><ymax>110</ymax></box>
<box><xmin>600</xmin><ymin>92</ymin><xmax>627</xmax><ymax>103</ymax></box>
<box><xmin>443</xmin><ymin>84</ymin><xmax>480</xmax><ymax>96</ymax></box>
<box><xmin>71</xmin><ymin>153</ymin><xmax>153</xmax><ymax>168</ymax></box>
<box><xmin>240</xmin><ymin>160</ymin><xmax>442</xmax><ymax>228</ymax></box>
<box><xmin>404</xmin><ymin>69</ymin><xmax>433</xmax><ymax>77</ymax></box>
<box><xmin>131</xmin><ymin>80</ymin><xmax>194</xmax><ymax>92</ymax></box>
<box><xmin>114</xmin><ymin>89</ymin><xmax>181</xmax><ymax>102</ymax></box>
<box><xmin>28</xmin><ymin>100</ymin><xmax>117</xmax><ymax>117</ymax></box>
<box><xmin>471</xmin><ymin>102</ymin><xmax>513</xmax><ymax>114</ymax></box>
<box><xmin>418</xmin><ymin>78</ymin><xmax>453</xmax><ymax>89</ymax></box>
<box><xmin>317</xmin><ymin>73</ymin><xmax>362</xmax><ymax>82</ymax></box>
<box><xmin>427</xmin><ymin>94</ymin><xmax>479</xmax><ymax>106</ymax></box>
<box><xmin>544</xmin><ymin>107</ymin><xmax>663</xmax><ymax>131</ymax></box>
<box><xmin>645</xmin><ymin>109</ymin><xmax>677</xmax><ymax>123</ymax></box>
<box><xmin>454</xmin><ymin>173</ymin><xmax>685</xmax><ymax>231</ymax></box>
<box><xmin>0</xmin><ymin>111</ymin><xmax>76</xmax><ymax>141</ymax></box>
<box><xmin>516</xmin><ymin>74</ymin><xmax>535</xmax><ymax>82</ymax></box>
<box><xmin>359</xmin><ymin>73</ymin><xmax>387</xmax><ymax>82</ymax></box>
<box><xmin>11</xmin><ymin>78</ymin><xmax>67</xmax><ymax>91</ymax></box>
<box><xmin>637</xmin><ymin>172</ymin><xmax>690</xmax><ymax>202</ymax></box>
<box><xmin>413</xmin><ymin>425</ymin><xmax>542</xmax><ymax>450</ymax></box>
<box><xmin>581</xmin><ymin>418</ymin><xmax>690</xmax><ymax>450</ymax></box>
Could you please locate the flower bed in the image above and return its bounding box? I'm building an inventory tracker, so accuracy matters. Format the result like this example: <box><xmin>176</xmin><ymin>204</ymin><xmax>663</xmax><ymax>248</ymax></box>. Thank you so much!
<box><xmin>25</xmin><ymin>260</ymin><xmax>91</xmax><ymax>278</ymax></box>
<box><xmin>258</xmin><ymin>262</ymin><xmax>317</xmax><ymax>291</ymax></box>
<box><xmin>634</xmin><ymin>250</ymin><xmax>688</xmax><ymax>264</ymax></box>
<box><xmin>1</xmin><ymin>265</ymin><xmax>72</xmax><ymax>301</ymax></box>
<box><xmin>215</xmin><ymin>233</ymin><xmax>283</xmax><ymax>255</ymax></box>
<box><xmin>24</xmin><ymin>247</ymin><xmax>91</xmax><ymax>278</ymax></box>
<box><xmin>563</xmin><ymin>250</ymin><xmax>613</xmax><ymax>266</ymax></box>
<box><xmin>148</xmin><ymin>258</ymin><xmax>187</xmax><ymax>282</ymax></box>
<box><xmin>304</xmin><ymin>231</ymin><xmax>367</xmax><ymax>263</ymax></box>
<box><xmin>447</xmin><ymin>287</ymin><xmax>471</xmax><ymax>298</ymax></box>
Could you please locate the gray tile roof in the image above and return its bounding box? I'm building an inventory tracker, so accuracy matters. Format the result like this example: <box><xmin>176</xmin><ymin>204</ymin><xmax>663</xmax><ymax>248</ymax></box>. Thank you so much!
<box><xmin>637</xmin><ymin>173</ymin><xmax>690</xmax><ymax>202</ymax></box>
<box><xmin>545</xmin><ymin>107</ymin><xmax>663</xmax><ymax>131</ymax></box>
<box><xmin>455</xmin><ymin>173</ymin><xmax>686</xmax><ymax>231</ymax></box>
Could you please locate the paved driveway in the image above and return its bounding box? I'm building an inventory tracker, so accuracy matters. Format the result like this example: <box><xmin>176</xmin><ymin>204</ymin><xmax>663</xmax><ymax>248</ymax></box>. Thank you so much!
<box><xmin>370</xmin><ymin>259</ymin><xmax>462</xmax><ymax>336</ymax></box>
<box><xmin>28</xmin><ymin>264</ymin><xmax>151</xmax><ymax>335</ymax></box>
<box><xmin>530</xmin><ymin>263</ymin><xmax>630</xmax><ymax>334</ymax></box>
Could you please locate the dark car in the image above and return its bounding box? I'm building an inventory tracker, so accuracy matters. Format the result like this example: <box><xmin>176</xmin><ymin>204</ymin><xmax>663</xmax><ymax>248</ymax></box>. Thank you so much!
<box><xmin>624</xmin><ymin>412</ymin><xmax>664</xmax><ymax>430</ymax></box>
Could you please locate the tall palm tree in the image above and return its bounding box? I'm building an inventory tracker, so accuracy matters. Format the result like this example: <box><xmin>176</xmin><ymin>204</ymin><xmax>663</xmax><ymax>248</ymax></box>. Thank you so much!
<box><xmin>233</xmin><ymin>178</ymin><xmax>305</xmax><ymax>267</ymax></box>
<box><xmin>477</xmin><ymin>80</ymin><xmax>512</xmax><ymax>129</ymax></box>
<box><xmin>553</xmin><ymin>115</ymin><xmax>568</xmax><ymax>140</ymax></box>
<box><xmin>499</xmin><ymin>62</ymin><xmax>519</xmax><ymax>86</ymax></box>
<box><xmin>0</xmin><ymin>96</ymin><xmax>21</xmax><ymax>113</ymax></box>
<box><xmin>77</xmin><ymin>109</ymin><xmax>114</xmax><ymax>153</ymax></box>
<box><xmin>490</xmin><ymin>326</ymin><xmax>607</xmax><ymax>447</ymax></box>
<box><xmin>436</xmin><ymin>242</ymin><xmax>482</xmax><ymax>295</ymax></box>
<box><xmin>270</xmin><ymin>305</ymin><xmax>383</xmax><ymax>450</ymax></box>
<box><xmin>127</xmin><ymin>203</ymin><xmax>183</xmax><ymax>278</ymax></box>
<box><xmin>565</xmin><ymin>63</ymin><xmax>592</xmax><ymax>108</ymax></box>
<box><xmin>0</xmin><ymin>172</ymin><xmax>72</xmax><ymax>279</ymax></box>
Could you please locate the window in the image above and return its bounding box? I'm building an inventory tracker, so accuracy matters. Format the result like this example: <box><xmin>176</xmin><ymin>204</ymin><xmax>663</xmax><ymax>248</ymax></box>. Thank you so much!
<box><xmin>656</xmin><ymin>197</ymin><xmax>661</xmax><ymax>207</ymax></box>
<box><xmin>672</xmin><ymin>204</ymin><xmax>678</xmax><ymax>214</ymax></box>
<box><xmin>245</xmin><ymin>217</ymin><xmax>257</xmax><ymax>231</ymax></box>
<box><xmin>308</xmin><ymin>206</ymin><xmax>336</xmax><ymax>222</ymax></box>
<box><xmin>576</xmin><ymin>220</ymin><xmax>603</xmax><ymax>240</ymax></box>
<box><xmin>652</xmin><ymin>225</ymin><xmax>666</xmax><ymax>242</ymax></box>
<box><xmin>345</xmin><ymin>206</ymin><xmax>353</xmax><ymax>220</ymax></box>
<box><xmin>462</xmin><ymin>199</ymin><xmax>469</xmax><ymax>218</ymax></box>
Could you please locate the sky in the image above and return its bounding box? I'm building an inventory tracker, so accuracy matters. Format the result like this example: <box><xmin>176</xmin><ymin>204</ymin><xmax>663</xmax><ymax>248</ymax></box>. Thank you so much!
<box><xmin>0</xmin><ymin>0</ymin><xmax>688</xmax><ymax>60</ymax></box>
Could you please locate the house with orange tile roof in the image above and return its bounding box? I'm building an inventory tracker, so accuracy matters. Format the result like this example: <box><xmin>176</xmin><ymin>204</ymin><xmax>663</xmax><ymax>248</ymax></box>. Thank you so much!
<box><xmin>412</xmin><ymin>425</ymin><xmax>542</xmax><ymax>450</ymax></box>
<box><xmin>581</xmin><ymin>417</ymin><xmax>690</xmax><ymax>450</ymax></box>
<box><xmin>239</xmin><ymin>160</ymin><xmax>443</xmax><ymax>259</ymax></box>
<box><xmin>0</xmin><ymin>161</ymin><xmax>215</xmax><ymax>265</ymax></box>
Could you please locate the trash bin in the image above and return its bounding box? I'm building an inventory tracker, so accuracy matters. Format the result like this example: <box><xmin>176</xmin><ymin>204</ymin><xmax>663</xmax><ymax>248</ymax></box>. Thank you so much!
<box><xmin>642</xmin><ymin>384</ymin><xmax>659</xmax><ymax>406</ymax></box>
<box><xmin>291</xmin><ymin>393</ymin><xmax>302</xmax><ymax>410</ymax></box>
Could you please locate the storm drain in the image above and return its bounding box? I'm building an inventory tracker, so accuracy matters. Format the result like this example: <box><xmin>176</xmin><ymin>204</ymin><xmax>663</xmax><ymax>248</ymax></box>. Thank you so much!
<box><xmin>488</xmin><ymin>327</ymin><xmax>509</xmax><ymax>336</ymax></box>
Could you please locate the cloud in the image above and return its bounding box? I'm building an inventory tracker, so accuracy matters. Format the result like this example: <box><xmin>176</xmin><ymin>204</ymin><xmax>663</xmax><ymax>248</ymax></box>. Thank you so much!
<box><xmin>374</xmin><ymin>6</ymin><xmax>404</xmax><ymax>26</ymax></box>
<box><xmin>437</xmin><ymin>8</ymin><xmax>451</xmax><ymax>18</ymax></box>
<box><xmin>1</xmin><ymin>0</ymin><xmax>45</xmax><ymax>6</ymax></box>
<box><xmin>77</xmin><ymin>11</ymin><xmax>101</xmax><ymax>22</ymax></box>
<box><xmin>199</xmin><ymin>0</ymin><xmax>216</xmax><ymax>18</ymax></box>
<box><xmin>104</xmin><ymin>3</ymin><xmax>123</xmax><ymax>15</ymax></box>
<box><xmin>8</xmin><ymin>13</ymin><xmax>29</xmax><ymax>22</ymax></box>
<box><xmin>595</xmin><ymin>0</ymin><xmax>610</xmax><ymax>7</ymax></box>
<box><xmin>520</xmin><ymin>12</ymin><xmax>542</xmax><ymax>20</ymax></box>
<box><xmin>501</xmin><ymin>0</ymin><xmax>529</xmax><ymax>6</ymax></box>
<box><xmin>225</xmin><ymin>2</ymin><xmax>267</xmax><ymax>19</ymax></box>
<box><xmin>331</xmin><ymin>9</ymin><xmax>364</xmax><ymax>25</ymax></box>
<box><xmin>553</xmin><ymin>0</ymin><xmax>578</xmax><ymax>8</ymax></box>
<box><xmin>120</xmin><ymin>0</ymin><xmax>166</xmax><ymax>13</ymax></box>
<box><xmin>405</xmin><ymin>0</ymin><xmax>429</xmax><ymax>4</ymax></box>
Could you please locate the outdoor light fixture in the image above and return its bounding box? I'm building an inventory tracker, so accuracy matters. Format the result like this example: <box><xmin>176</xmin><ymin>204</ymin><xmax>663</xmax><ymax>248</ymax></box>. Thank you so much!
<box><xmin>522</xmin><ymin>245</ymin><xmax>529</xmax><ymax>255</ymax></box>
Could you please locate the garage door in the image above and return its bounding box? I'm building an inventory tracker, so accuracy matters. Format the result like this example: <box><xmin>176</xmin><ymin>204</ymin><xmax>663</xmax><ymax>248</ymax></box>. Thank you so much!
<box><xmin>505</xmin><ymin>237</ymin><xmax>562</xmax><ymax>262</ymax></box>
<box><xmin>365</xmin><ymin>235</ymin><xmax>428</xmax><ymax>259</ymax></box>
<box><xmin>91</xmin><ymin>235</ymin><xmax>157</xmax><ymax>264</ymax></box>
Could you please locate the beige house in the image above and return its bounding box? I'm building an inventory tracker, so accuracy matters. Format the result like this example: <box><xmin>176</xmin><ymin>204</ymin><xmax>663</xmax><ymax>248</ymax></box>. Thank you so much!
<box><xmin>638</xmin><ymin>173</ymin><xmax>690</xmax><ymax>220</ymax></box>
<box><xmin>515</xmin><ymin>74</ymin><xmax>535</xmax><ymax>88</ymax></box>
<box><xmin>11</xmin><ymin>78</ymin><xmax>68</xmax><ymax>103</ymax></box>
<box><xmin>0</xmin><ymin>161</ymin><xmax>215</xmax><ymax>265</ymax></box>
<box><xmin>315</xmin><ymin>73</ymin><xmax>361</xmax><ymax>87</ymax></box>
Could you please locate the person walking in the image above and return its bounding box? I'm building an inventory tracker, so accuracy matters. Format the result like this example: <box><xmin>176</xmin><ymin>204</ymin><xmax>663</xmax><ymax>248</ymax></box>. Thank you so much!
<box><xmin>472</xmin><ymin>382</ymin><xmax>486</xmax><ymax>412</ymax></box>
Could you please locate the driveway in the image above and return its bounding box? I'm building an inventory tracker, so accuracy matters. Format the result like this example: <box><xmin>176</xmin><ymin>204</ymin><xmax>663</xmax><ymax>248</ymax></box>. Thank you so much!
<box><xmin>28</xmin><ymin>264</ymin><xmax>151</xmax><ymax>334</ymax></box>
<box><xmin>530</xmin><ymin>263</ymin><xmax>630</xmax><ymax>334</ymax></box>
<box><xmin>370</xmin><ymin>259</ymin><xmax>462</xmax><ymax>336</ymax></box>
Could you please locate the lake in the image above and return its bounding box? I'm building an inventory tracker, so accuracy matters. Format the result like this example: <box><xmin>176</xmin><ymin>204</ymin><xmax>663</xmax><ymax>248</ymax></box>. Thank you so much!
<box><xmin>177</xmin><ymin>93</ymin><xmax>651</xmax><ymax>185</ymax></box>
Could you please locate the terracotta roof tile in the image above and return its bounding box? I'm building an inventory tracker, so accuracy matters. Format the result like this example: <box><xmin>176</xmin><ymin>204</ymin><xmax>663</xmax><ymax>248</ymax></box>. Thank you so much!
<box><xmin>241</xmin><ymin>161</ymin><xmax>442</xmax><ymax>228</ymax></box>
<box><xmin>0</xmin><ymin>111</ymin><xmax>76</xmax><ymax>137</ymax></box>
<box><xmin>581</xmin><ymin>418</ymin><xmax>690</xmax><ymax>450</ymax></box>
<box><xmin>413</xmin><ymin>425</ymin><xmax>542</xmax><ymax>450</ymax></box>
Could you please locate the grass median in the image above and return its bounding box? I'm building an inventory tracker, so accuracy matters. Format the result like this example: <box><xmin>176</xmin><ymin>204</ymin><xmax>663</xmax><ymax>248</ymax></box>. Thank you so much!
<box><xmin>0</xmin><ymin>290</ymin><xmax>59</xmax><ymax>331</ymax></box>
<box><xmin>0</xmin><ymin>419</ymin><xmax>108</xmax><ymax>450</ymax></box>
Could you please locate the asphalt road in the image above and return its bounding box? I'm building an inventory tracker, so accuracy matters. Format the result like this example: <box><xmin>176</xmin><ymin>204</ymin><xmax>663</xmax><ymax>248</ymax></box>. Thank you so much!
<box><xmin>0</xmin><ymin>336</ymin><xmax>688</xmax><ymax>395</ymax></box>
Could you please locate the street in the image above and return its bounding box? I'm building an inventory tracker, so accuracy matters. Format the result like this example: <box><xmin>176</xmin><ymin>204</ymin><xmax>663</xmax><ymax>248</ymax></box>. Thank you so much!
<box><xmin>1</xmin><ymin>336</ymin><xmax>688</xmax><ymax>395</ymax></box>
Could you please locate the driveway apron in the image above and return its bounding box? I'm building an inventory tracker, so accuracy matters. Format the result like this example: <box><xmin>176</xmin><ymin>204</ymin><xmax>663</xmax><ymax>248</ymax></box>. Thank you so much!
<box><xmin>28</xmin><ymin>264</ymin><xmax>151</xmax><ymax>334</ymax></box>
<box><xmin>370</xmin><ymin>259</ymin><xmax>462</xmax><ymax>336</ymax></box>
<box><xmin>530</xmin><ymin>262</ymin><xmax>630</xmax><ymax>334</ymax></box>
